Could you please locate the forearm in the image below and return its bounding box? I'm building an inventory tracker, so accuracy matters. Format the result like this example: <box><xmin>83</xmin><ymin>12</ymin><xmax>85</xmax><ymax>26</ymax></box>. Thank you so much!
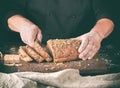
<box><xmin>91</xmin><ymin>18</ymin><xmax>114</xmax><ymax>40</ymax></box>
<box><xmin>7</xmin><ymin>15</ymin><xmax>35</xmax><ymax>32</ymax></box>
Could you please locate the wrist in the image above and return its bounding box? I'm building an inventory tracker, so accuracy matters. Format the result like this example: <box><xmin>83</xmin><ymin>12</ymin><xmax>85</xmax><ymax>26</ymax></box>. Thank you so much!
<box><xmin>89</xmin><ymin>30</ymin><xmax>104</xmax><ymax>41</ymax></box>
<box><xmin>91</xmin><ymin>18</ymin><xmax>114</xmax><ymax>40</ymax></box>
<box><xmin>90</xmin><ymin>27</ymin><xmax>106</xmax><ymax>40</ymax></box>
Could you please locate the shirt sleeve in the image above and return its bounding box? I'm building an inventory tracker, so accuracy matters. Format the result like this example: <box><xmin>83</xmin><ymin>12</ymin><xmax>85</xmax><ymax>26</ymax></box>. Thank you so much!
<box><xmin>92</xmin><ymin>0</ymin><xmax>115</xmax><ymax>23</ymax></box>
<box><xmin>2</xmin><ymin>0</ymin><xmax>26</xmax><ymax>31</ymax></box>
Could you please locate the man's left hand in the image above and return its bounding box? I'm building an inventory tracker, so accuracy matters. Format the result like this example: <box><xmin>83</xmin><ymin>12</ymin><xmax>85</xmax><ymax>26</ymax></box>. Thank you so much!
<box><xmin>75</xmin><ymin>31</ymin><xmax>103</xmax><ymax>60</ymax></box>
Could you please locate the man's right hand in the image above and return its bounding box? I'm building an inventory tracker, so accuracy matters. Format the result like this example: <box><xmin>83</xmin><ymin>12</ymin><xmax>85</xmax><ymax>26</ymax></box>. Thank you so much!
<box><xmin>19</xmin><ymin>24</ymin><xmax>42</xmax><ymax>46</ymax></box>
<box><xmin>8</xmin><ymin>15</ymin><xmax>42</xmax><ymax>46</ymax></box>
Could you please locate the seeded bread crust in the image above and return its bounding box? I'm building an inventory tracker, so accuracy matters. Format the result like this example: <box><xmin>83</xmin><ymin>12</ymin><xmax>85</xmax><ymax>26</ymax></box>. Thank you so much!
<box><xmin>47</xmin><ymin>39</ymin><xmax>81</xmax><ymax>63</ymax></box>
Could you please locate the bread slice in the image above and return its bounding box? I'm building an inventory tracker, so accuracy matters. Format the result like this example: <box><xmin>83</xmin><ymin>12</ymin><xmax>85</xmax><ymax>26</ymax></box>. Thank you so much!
<box><xmin>26</xmin><ymin>45</ymin><xmax>44</xmax><ymax>63</ymax></box>
<box><xmin>47</xmin><ymin>39</ymin><xmax>81</xmax><ymax>63</ymax></box>
<box><xmin>18</xmin><ymin>46</ymin><xmax>33</xmax><ymax>62</ymax></box>
<box><xmin>4</xmin><ymin>54</ymin><xmax>22</xmax><ymax>66</ymax></box>
<box><xmin>33</xmin><ymin>42</ymin><xmax>52</xmax><ymax>62</ymax></box>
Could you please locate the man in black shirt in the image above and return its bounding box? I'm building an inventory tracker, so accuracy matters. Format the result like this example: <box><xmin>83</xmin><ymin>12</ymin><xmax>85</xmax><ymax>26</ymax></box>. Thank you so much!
<box><xmin>6</xmin><ymin>0</ymin><xmax>114</xmax><ymax>60</ymax></box>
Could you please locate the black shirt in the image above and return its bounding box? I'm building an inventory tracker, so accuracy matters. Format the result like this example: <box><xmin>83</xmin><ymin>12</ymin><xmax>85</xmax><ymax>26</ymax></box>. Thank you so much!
<box><xmin>5</xmin><ymin>0</ymin><xmax>114</xmax><ymax>43</ymax></box>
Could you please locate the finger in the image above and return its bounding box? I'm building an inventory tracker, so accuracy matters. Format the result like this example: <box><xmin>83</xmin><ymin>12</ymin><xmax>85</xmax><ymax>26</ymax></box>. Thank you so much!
<box><xmin>81</xmin><ymin>55</ymin><xmax>88</xmax><ymax>60</ymax></box>
<box><xmin>27</xmin><ymin>40</ymin><xmax>34</xmax><ymax>47</ymax></box>
<box><xmin>88</xmin><ymin>47</ymin><xmax>98</xmax><ymax>60</ymax></box>
<box><xmin>37</xmin><ymin>30</ymin><xmax>42</xmax><ymax>43</ymax></box>
<box><xmin>88</xmin><ymin>52</ymin><xmax>96</xmax><ymax>60</ymax></box>
<box><xmin>20</xmin><ymin>35</ymin><xmax>30</xmax><ymax>45</ymax></box>
<box><xmin>78</xmin><ymin>38</ymin><xmax>88</xmax><ymax>53</ymax></box>
<box><xmin>79</xmin><ymin>41</ymin><xmax>93</xmax><ymax>59</ymax></box>
<box><xmin>21</xmin><ymin>38</ymin><xmax>34</xmax><ymax>47</ymax></box>
<box><xmin>89</xmin><ymin>44</ymin><xmax>100</xmax><ymax>59</ymax></box>
<box><xmin>27</xmin><ymin>34</ymin><xmax>36</xmax><ymax>47</ymax></box>
<box><xmin>84</xmin><ymin>43</ymin><xmax>95</xmax><ymax>59</ymax></box>
<box><xmin>86</xmin><ymin>48</ymin><xmax>95</xmax><ymax>60</ymax></box>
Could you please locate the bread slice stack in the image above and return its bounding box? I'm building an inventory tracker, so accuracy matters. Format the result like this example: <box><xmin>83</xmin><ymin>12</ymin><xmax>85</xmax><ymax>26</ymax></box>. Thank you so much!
<box><xmin>18</xmin><ymin>43</ymin><xmax>52</xmax><ymax>63</ymax></box>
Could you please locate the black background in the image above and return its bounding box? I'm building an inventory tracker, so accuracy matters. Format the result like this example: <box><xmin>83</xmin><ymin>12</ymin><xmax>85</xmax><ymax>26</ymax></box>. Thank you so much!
<box><xmin>0</xmin><ymin>0</ymin><xmax>120</xmax><ymax>48</ymax></box>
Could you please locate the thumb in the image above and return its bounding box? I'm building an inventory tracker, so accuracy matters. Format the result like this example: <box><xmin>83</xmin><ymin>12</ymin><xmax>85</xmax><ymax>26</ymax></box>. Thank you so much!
<box><xmin>27</xmin><ymin>33</ymin><xmax>37</xmax><ymax>47</ymax></box>
<box><xmin>36</xmin><ymin>31</ymin><xmax>42</xmax><ymax>43</ymax></box>
<box><xmin>27</xmin><ymin>38</ymin><xmax>35</xmax><ymax>47</ymax></box>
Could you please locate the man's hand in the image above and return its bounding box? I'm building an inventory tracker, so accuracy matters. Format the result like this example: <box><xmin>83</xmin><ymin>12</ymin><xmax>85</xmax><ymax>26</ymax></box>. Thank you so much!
<box><xmin>75</xmin><ymin>31</ymin><xmax>103</xmax><ymax>60</ymax></box>
<box><xmin>75</xmin><ymin>18</ymin><xmax>114</xmax><ymax>60</ymax></box>
<box><xmin>20</xmin><ymin>25</ymin><xmax>42</xmax><ymax>46</ymax></box>
<box><xmin>8</xmin><ymin>15</ymin><xmax>42</xmax><ymax>46</ymax></box>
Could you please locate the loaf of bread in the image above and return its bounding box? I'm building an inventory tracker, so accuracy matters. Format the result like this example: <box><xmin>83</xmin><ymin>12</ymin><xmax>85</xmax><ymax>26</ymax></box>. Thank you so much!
<box><xmin>47</xmin><ymin>39</ymin><xmax>81</xmax><ymax>63</ymax></box>
<box><xmin>18</xmin><ymin>39</ymin><xmax>81</xmax><ymax>63</ymax></box>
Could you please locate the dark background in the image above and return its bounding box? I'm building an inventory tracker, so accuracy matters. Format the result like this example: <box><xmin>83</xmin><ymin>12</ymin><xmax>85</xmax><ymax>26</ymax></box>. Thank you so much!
<box><xmin>0</xmin><ymin>0</ymin><xmax>120</xmax><ymax>48</ymax></box>
<box><xmin>0</xmin><ymin>0</ymin><xmax>22</xmax><ymax>43</ymax></box>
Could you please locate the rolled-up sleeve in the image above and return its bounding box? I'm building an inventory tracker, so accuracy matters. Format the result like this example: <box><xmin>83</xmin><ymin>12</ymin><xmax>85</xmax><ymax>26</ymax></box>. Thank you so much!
<box><xmin>92</xmin><ymin>0</ymin><xmax>115</xmax><ymax>22</ymax></box>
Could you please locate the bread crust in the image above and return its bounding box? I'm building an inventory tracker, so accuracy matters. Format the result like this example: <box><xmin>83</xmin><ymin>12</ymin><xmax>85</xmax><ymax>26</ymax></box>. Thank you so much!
<box><xmin>47</xmin><ymin>39</ymin><xmax>81</xmax><ymax>63</ymax></box>
<box><xmin>33</xmin><ymin>42</ymin><xmax>52</xmax><ymax>62</ymax></box>
<box><xmin>19</xmin><ymin>46</ymin><xmax>33</xmax><ymax>62</ymax></box>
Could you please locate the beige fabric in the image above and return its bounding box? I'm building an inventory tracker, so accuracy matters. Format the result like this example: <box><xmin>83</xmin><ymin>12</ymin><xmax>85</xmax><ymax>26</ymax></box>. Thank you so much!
<box><xmin>0</xmin><ymin>73</ymin><xmax>37</xmax><ymax>88</ymax></box>
<box><xmin>0</xmin><ymin>69</ymin><xmax>120</xmax><ymax>88</ymax></box>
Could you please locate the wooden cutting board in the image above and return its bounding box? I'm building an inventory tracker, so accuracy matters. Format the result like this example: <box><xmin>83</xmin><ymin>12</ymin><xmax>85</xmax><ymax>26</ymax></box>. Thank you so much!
<box><xmin>0</xmin><ymin>56</ymin><xmax>108</xmax><ymax>75</ymax></box>
<box><xmin>19</xmin><ymin>57</ymin><xmax>108</xmax><ymax>75</ymax></box>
